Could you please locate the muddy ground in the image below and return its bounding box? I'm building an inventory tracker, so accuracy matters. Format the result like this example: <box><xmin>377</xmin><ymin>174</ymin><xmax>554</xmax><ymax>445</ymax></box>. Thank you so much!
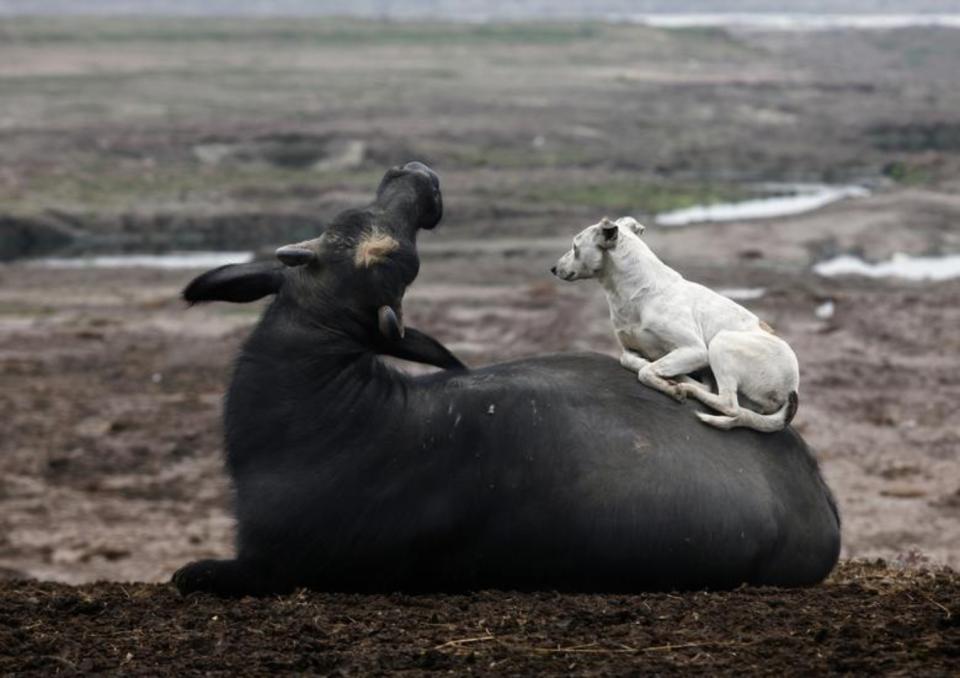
<box><xmin>2</xmin><ymin>562</ymin><xmax>959</xmax><ymax>675</ymax></box>
<box><xmin>2</xmin><ymin>193</ymin><xmax>960</xmax><ymax>583</ymax></box>
<box><xmin>1</xmin><ymin>16</ymin><xmax>959</xmax><ymax>674</ymax></box>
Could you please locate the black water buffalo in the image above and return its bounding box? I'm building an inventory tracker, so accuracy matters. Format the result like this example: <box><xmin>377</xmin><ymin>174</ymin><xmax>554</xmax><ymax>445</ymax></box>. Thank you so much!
<box><xmin>173</xmin><ymin>162</ymin><xmax>840</xmax><ymax>597</ymax></box>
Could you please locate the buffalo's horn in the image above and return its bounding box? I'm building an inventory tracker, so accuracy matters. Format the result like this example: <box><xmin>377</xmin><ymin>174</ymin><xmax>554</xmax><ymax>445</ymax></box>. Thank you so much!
<box><xmin>275</xmin><ymin>244</ymin><xmax>318</xmax><ymax>267</ymax></box>
<box><xmin>377</xmin><ymin>305</ymin><xmax>405</xmax><ymax>340</ymax></box>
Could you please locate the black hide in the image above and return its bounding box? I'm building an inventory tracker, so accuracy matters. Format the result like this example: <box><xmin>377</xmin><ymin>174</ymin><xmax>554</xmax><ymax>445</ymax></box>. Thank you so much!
<box><xmin>173</xmin><ymin>163</ymin><xmax>840</xmax><ymax>596</ymax></box>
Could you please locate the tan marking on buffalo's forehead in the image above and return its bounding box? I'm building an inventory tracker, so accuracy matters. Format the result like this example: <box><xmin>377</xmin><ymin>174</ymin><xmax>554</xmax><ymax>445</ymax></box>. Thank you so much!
<box><xmin>759</xmin><ymin>320</ymin><xmax>776</xmax><ymax>335</ymax></box>
<box><xmin>354</xmin><ymin>231</ymin><xmax>400</xmax><ymax>268</ymax></box>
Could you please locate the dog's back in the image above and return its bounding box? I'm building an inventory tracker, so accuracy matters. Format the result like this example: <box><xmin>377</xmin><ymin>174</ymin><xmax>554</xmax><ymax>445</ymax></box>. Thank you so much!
<box><xmin>552</xmin><ymin>216</ymin><xmax>801</xmax><ymax>433</ymax></box>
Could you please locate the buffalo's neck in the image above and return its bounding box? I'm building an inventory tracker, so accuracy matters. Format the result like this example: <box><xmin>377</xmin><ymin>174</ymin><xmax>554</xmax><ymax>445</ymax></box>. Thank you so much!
<box><xmin>375</xmin><ymin>189</ymin><xmax>432</xmax><ymax>235</ymax></box>
<box><xmin>224</xmin><ymin>310</ymin><xmax>408</xmax><ymax>469</ymax></box>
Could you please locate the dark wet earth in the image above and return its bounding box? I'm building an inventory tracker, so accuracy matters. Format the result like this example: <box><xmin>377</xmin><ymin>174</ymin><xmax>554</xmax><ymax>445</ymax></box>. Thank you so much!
<box><xmin>2</xmin><ymin>562</ymin><xmax>958</xmax><ymax>675</ymax></box>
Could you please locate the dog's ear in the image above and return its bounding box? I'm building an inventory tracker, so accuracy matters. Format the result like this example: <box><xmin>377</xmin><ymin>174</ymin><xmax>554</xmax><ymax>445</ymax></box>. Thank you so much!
<box><xmin>616</xmin><ymin>216</ymin><xmax>646</xmax><ymax>236</ymax></box>
<box><xmin>598</xmin><ymin>217</ymin><xmax>619</xmax><ymax>249</ymax></box>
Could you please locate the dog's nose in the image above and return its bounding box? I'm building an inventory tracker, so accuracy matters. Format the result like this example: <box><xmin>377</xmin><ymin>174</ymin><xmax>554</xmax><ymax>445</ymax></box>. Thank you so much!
<box><xmin>550</xmin><ymin>266</ymin><xmax>557</xmax><ymax>275</ymax></box>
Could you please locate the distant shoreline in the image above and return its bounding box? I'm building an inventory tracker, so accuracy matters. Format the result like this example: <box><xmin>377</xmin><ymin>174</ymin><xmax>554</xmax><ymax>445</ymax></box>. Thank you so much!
<box><xmin>2</xmin><ymin>3</ymin><xmax>960</xmax><ymax>31</ymax></box>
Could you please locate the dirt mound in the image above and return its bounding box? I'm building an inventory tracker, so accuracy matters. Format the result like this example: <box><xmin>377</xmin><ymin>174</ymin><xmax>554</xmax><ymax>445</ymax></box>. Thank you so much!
<box><xmin>0</xmin><ymin>216</ymin><xmax>75</xmax><ymax>261</ymax></box>
<box><xmin>1</xmin><ymin>562</ymin><xmax>956</xmax><ymax>675</ymax></box>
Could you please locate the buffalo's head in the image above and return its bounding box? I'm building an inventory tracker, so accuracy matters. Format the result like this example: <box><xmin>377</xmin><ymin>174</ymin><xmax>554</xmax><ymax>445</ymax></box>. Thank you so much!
<box><xmin>182</xmin><ymin>162</ymin><xmax>460</xmax><ymax>366</ymax></box>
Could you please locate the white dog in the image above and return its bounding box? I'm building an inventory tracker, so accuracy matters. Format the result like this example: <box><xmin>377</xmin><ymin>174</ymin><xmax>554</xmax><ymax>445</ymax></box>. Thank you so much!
<box><xmin>552</xmin><ymin>216</ymin><xmax>799</xmax><ymax>432</ymax></box>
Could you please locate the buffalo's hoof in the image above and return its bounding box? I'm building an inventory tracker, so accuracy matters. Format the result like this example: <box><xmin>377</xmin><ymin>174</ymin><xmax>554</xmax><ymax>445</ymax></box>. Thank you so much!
<box><xmin>172</xmin><ymin>559</ymin><xmax>228</xmax><ymax>596</ymax></box>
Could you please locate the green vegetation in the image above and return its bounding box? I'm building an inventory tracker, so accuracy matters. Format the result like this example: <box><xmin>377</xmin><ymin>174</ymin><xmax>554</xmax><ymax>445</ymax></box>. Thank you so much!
<box><xmin>4</xmin><ymin>162</ymin><xmax>383</xmax><ymax>213</ymax></box>
<box><xmin>518</xmin><ymin>180</ymin><xmax>744</xmax><ymax>213</ymax></box>
<box><xmin>443</xmin><ymin>145</ymin><xmax>605</xmax><ymax>170</ymax></box>
<box><xmin>0</xmin><ymin>301</ymin><xmax>55</xmax><ymax>316</ymax></box>
<box><xmin>870</xmin><ymin>123</ymin><xmax>960</xmax><ymax>152</ymax></box>
<box><xmin>0</xmin><ymin>17</ymin><xmax>608</xmax><ymax>46</ymax></box>
<box><xmin>882</xmin><ymin>160</ymin><xmax>934</xmax><ymax>186</ymax></box>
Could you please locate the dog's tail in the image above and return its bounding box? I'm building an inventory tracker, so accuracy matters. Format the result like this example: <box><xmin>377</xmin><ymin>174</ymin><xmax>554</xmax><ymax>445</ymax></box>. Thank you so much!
<box><xmin>696</xmin><ymin>391</ymin><xmax>799</xmax><ymax>433</ymax></box>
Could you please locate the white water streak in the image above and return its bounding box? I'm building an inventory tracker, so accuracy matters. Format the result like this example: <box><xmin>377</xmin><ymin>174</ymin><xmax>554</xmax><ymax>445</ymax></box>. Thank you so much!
<box><xmin>814</xmin><ymin>253</ymin><xmax>960</xmax><ymax>281</ymax></box>
<box><xmin>31</xmin><ymin>251</ymin><xmax>254</xmax><ymax>270</ymax></box>
<box><xmin>717</xmin><ymin>287</ymin><xmax>767</xmax><ymax>301</ymax></box>
<box><xmin>631</xmin><ymin>14</ymin><xmax>960</xmax><ymax>31</ymax></box>
<box><xmin>655</xmin><ymin>184</ymin><xmax>869</xmax><ymax>226</ymax></box>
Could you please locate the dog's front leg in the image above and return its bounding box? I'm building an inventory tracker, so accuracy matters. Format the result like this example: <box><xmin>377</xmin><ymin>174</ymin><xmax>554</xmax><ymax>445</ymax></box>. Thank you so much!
<box><xmin>637</xmin><ymin>346</ymin><xmax>709</xmax><ymax>402</ymax></box>
<box><xmin>619</xmin><ymin>349</ymin><xmax>650</xmax><ymax>373</ymax></box>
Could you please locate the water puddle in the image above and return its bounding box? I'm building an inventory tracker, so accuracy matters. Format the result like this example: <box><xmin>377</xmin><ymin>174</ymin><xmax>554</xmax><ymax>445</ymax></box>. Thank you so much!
<box><xmin>29</xmin><ymin>251</ymin><xmax>254</xmax><ymax>270</ymax></box>
<box><xmin>813</xmin><ymin>253</ymin><xmax>960</xmax><ymax>281</ymax></box>
<box><xmin>656</xmin><ymin>184</ymin><xmax>868</xmax><ymax>226</ymax></box>
<box><xmin>717</xmin><ymin>287</ymin><xmax>766</xmax><ymax>301</ymax></box>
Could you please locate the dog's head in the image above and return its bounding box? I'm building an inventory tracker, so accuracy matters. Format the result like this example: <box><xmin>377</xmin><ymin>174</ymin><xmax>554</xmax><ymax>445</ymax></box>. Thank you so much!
<box><xmin>551</xmin><ymin>216</ymin><xmax>645</xmax><ymax>281</ymax></box>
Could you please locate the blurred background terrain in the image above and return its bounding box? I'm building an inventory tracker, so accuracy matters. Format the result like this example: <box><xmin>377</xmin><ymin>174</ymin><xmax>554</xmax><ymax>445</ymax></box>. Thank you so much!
<box><xmin>1</xmin><ymin>2</ymin><xmax>959</xmax><ymax>584</ymax></box>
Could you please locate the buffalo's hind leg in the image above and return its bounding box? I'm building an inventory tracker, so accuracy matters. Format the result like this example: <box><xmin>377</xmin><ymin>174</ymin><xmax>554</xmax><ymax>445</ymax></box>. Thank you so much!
<box><xmin>172</xmin><ymin>558</ymin><xmax>273</xmax><ymax>597</ymax></box>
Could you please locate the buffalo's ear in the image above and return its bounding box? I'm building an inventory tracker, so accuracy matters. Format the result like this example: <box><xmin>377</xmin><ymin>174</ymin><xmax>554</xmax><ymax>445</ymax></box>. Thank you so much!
<box><xmin>183</xmin><ymin>261</ymin><xmax>284</xmax><ymax>304</ymax></box>
<box><xmin>378</xmin><ymin>327</ymin><xmax>466</xmax><ymax>370</ymax></box>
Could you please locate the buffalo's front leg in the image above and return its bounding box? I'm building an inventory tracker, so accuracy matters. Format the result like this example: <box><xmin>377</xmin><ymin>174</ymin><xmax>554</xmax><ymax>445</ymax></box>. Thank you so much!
<box><xmin>172</xmin><ymin>558</ymin><xmax>276</xmax><ymax>597</ymax></box>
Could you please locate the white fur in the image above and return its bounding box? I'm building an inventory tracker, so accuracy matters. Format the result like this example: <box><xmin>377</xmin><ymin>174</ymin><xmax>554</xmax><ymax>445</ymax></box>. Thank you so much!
<box><xmin>553</xmin><ymin>217</ymin><xmax>800</xmax><ymax>433</ymax></box>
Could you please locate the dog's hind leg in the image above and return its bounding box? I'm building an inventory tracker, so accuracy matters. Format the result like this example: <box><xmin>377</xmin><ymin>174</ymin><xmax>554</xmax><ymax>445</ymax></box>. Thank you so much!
<box><xmin>637</xmin><ymin>346</ymin><xmax>709</xmax><ymax>402</ymax></box>
<box><xmin>681</xmin><ymin>375</ymin><xmax>740</xmax><ymax>417</ymax></box>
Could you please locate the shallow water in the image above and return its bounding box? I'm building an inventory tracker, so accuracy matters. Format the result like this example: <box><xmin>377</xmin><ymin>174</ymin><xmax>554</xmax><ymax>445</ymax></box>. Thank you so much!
<box><xmin>29</xmin><ymin>251</ymin><xmax>254</xmax><ymax>270</ymax></box>
<box><xmin>630</xmin><ymin>14</ymin><xmax>960</xmax><ymax>31</ymax></box>
<box><xmin>716</xmin><ymin>287</ymin><xmax>767</xmax><ymax>301</ymax></box>
<box><xmin>655</xmin><ymin>184</ymin><xmax>869</xmax><ymax>226</ymax></box>
<box><xmin>813</xmin><ymin>253</ymin><xmax>960</xmax><ymax>281</ymax></box>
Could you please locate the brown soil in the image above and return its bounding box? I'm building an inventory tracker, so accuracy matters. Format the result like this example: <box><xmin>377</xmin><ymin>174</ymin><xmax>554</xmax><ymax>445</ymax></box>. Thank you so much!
<box><xmin>3</xmin><ymin>201</ymin><xmax>959</xmax><ymax>585</ymax></box>
<box><xmin>2</xmin><ymin>17</ymin><xmax>960</xmax><ymax>674</ymax></box>
<box><xmin>1</xmin><ymin>561</ymin><xmax>957</xmax><ymax>676</ymax></box>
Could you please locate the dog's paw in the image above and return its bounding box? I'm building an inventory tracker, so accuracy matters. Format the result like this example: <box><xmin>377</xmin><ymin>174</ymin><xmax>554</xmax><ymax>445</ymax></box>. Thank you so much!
<box><xmin>661</xmin><ymin>379</ymin><xmax>687</xmax><ymax>402</ymax></box>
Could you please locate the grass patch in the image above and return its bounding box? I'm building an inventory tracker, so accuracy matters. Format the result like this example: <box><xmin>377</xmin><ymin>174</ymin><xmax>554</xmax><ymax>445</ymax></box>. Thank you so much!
<box><xmin>6</xmin><ymin>163</ymin><xmax>383</xmax><ymax>212</ymax></box>
<box><xmin>444</xmin><ymin>144</ymin><xmax>604</xmax><ymax>170</ymax></box>
<box><xmin>870</xmin><ymin>123</ymin><xmax>960</xmax><ymax>152</ymax></box>
<box><xmin>882</xmin><ymin>160</ymin><xmax>935</xmax><ymax>186</ymax></box>
<box><xmin>519</xmin><ymin>180</ymin><xmax>745</xmax><ymax>213</ymax></box>
<box><xmin>0</xmin><ymin>17</ymin><xmax>608</xmax><ymax>47</ymax></box>
<box><xmin>0</xmin><ymin>301</ymin><xmax>55</xmax><ymax>316</ymax></box>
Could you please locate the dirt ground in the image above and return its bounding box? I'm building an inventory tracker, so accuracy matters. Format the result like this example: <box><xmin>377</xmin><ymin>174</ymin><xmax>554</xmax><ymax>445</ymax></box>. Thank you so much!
<box><xmin>2</xmin><ymin>189</ymin><xmax>960</xmax><ymax>583</ymax></box>
<box><xmin>2</xmin><ymin>561</ymin><xmax>958</xmax><ymax>675</ymax></box>
<box><xmin>1</xmin><ymin>16</ymin><xmax>959</xmax><ymax>674</ymax></box>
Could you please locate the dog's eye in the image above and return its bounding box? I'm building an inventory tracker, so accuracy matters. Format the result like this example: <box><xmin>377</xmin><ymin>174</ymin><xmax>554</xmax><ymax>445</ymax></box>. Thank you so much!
<box><xmin>573</xmin><ymin>246</ymin><xmax>580</xmax><ymax>258</ymax></box>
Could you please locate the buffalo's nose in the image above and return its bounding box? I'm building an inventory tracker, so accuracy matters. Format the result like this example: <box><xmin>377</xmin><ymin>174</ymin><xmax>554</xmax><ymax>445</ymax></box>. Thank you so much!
<box><xmin>550</xmin><ymin>266</ymin><xmax>557</xmax><ymax>275</ymax></box>
<box><xmin>403</xmin><ymin>161</ymin><xmax>440</xmax><ymax>189</ymax></box>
